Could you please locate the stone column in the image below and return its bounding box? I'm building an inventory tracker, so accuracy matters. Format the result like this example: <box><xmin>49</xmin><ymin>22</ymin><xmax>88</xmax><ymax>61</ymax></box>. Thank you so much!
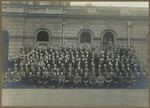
<box><xmin>62</xmin><ymin>21</ymin><xmax>66</xmax><ymax>45</ymax></box>
<box><xmin>127</xmin><ymin>21</ymin><xmax>131</xmax><ymax>47</ymax></box>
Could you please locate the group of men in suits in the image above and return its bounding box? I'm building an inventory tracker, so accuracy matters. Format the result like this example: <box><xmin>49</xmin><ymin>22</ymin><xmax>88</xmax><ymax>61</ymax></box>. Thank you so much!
<box><xmin>2</xmin><ymin>42</ymin><xmax>148</xmax><ymax>89</ymax></box>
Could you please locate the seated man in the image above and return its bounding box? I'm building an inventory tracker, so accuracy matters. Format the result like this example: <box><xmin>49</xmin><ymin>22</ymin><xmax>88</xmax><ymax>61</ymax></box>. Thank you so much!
<box><xmin>13</xmin><ymin>72</ymin><xmax>22</xmax><ymax>88</ymax></box>
<box><xmin>42</xmin><ymin>68</ymin><xmax>50</xmax><ymax>85</ymax></box>
<box><xmin>104</xmin><ymin>73</ymin><xmax>113</xmax><ymax>89</ymax></box>
<box><xmin>73</xmin><ymin>73</ymin><xmax>82</xmax><ymax>88</ymax></box>
<box><xmin>123</xmin><ymin>72</ymin><xmax>132</xmax><ymax>89</ymax></box>
<box><xmin>117</xmin><ymin>72</ymin><xmax>124</xmax><ymax>89</ymax></box>
<box><xmin>51</xmin><ymin>72</ymin><xmax>58</xmax><ymax>88</ymax></box>
<box><xmin>96</xmin><ymin>72</ymin><xmax>105</xmax><ymax>88</ymax></box>
<box><xmin>82</xmin><ymin>72</ymin><xmax>90</xmax><ymax>88</ymax></box>
<box><xmin>58</xmin><ymin>72</ymin><xmax>66</xmax><ymax>88</ymax></box>
<box><xmin>65</xmin><ymin>72</ymin><xmax>73</xmax><ymax>88</ymax></box>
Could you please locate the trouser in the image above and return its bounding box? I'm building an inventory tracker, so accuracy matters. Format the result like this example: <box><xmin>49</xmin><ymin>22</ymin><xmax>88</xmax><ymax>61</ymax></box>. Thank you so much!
<box><xmin>110</xmin><ymin>82</ymin><xmax>118</xmax><ymax>89</ymax></box>
<box><xmin>97</xmin><ymin>82</ymin><xmax>104</xmax><ymax>88</ymax></box>
<box><xmin>82</xmin><ymin>81</ymin><xmax>89</xmax><ymax>88</ymax></box>
<box><xmin>103</xmin><ymin>81</ymin><xmax>111</xmax><ymax>89</ymax></box>
<box><xmin>51</xmin><ymin>80</ymin><xmax>58</xmax><ymax>88</ymax></box>
<box><xmin>65</xmin><ymin>81</ymin><xmax>72</xmax><ymax>88</ymax></box>
<box><xmin>58</xmin><ymin>81</ymin><xmax>65</xmax><ymax>88</ymax></box>
<box><xmin>73</xmin><ymin>81</ymin><xmax>81</xmax><ymax>88</ymax></box>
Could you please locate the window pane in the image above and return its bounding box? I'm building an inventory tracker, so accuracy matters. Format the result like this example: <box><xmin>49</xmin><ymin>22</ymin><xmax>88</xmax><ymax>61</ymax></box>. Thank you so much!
<box><xmin>37</xmin><ymin>31</ymin><xmax>49</xmax><ymax>41</ymax></box>
<box><xmin>80</xmin><ymin>32</ymin><xmax>91</xmax><ymax>43</ymax></box>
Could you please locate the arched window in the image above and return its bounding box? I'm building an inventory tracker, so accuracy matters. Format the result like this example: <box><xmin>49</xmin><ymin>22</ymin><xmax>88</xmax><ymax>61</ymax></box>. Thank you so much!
<box><xmin>37</xmin><ymin>31</ymin><xmax>49</xmax><ymax>42</ymax></box>
<box><xmin>103</xmin><ymin>32</ymin><xmax>114</xmax><ymax>45</ymax></box>
<box><xmin>80</xmin><ymin>31</ymin><xmax>91</xmax><ymax>43</ymax></box>
<box><xmin>100</xmin><ymin>30</ymin><xmax>118</xmax><ymax>46</ymax></box>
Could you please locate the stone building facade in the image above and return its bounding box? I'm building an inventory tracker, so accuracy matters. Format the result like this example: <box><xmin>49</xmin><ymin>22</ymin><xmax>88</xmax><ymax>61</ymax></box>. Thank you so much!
<box><xmin>2</xmin><ymin>2</ymin><xmax>148</xmax><ymax>68</ymax></box>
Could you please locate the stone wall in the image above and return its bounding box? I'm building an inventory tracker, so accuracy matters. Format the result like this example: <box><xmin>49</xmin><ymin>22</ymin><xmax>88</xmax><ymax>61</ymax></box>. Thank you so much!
<box><xmin>2</xmin><ymin>15</ymin><xmax>148</xmax><ymax>67</ymax></box>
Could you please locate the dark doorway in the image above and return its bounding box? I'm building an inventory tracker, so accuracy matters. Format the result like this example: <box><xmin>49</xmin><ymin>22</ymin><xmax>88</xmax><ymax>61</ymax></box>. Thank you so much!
<box><xmin>103</xmin><ymin>32</ymin><xmax>114</xmax><ymax>45</ymax></box>
<box><xmin>80</xmin><ymin>32</ymin><xmax>91</xmax><ymax>43</ymax></box>
<box><xmin>37</xmin><ymin>31</ymin><xmax>49</xmax><ymax>42</ymax></box>
<box><xmin>2</xmin><ymin>30</ymin><xmax>9</xmax><ymax>72</ymax></box>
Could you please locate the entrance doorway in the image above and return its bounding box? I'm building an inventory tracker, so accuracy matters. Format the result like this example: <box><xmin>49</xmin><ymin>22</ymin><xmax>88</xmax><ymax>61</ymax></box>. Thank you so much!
<box><xmin>2</xmin><ymin>30</ymin><xmax>9</xmax><ymax>72</ymax></box>
<box><xmin>37</xmin><ymin>31</ymin><xmax>49</xmax><ymax>42</ymax></box>
<box><xmin>103</xmin><ymin>32</ymin><xmax>114</xmax><ymax>45</ymax></box>
<box><xmin>101</xmin><ymin>30</ymin><xmax>117</xmax><ymax>46</ymax></box>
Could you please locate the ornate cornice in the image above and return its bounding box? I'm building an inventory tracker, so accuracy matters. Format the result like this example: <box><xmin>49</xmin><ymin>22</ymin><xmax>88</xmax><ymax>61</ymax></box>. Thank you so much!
<box><xmin>2</xmin><ymin>4</ymin><xmax>148</xmax><ymax>17</ymax></box>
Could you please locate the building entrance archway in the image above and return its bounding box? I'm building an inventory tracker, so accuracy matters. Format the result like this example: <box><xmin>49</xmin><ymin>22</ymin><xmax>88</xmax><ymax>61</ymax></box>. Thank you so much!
<box><xmin>34</xmin><ymin>28</ymin><xmax>51</xmax><ymax>47</ymax></box>
<box><xmin>77</xmin><ymin>29</ymin><xmax>94</xmax><ymax>46</ymax></box>
<box><xmin>37</xmin><ymin>31</ymin><xmax>49</xmax><ymax>42</ymax></box>
<box><xmin>101</xmin><ymin>30</ymin><xmax>117</xmax><ymax>46</ymax></box>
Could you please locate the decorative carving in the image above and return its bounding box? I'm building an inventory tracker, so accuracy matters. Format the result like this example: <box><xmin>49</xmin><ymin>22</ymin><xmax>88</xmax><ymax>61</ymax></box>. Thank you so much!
<box><xmin>28</xmin><ymin>7</ymin><xmax>64</xmax><ymax>14</ymax></box>
<box><xmin>120</xmin><ymin>9</ymin><xmax>131</xmax><ymax>16</ymax></box>
<box><xmin>32</xmin><ymin>18</ymin><xmax>48</xmax><ymax>31</ymax></box>
<box><xmin>105</xmin><ymin>20</ymin><xmax>114</xmax><ymax>30</ymax></box>
<box><xmin>82</xmin><ymin>21</ymin><xmax>90</xmax><ymax>29</ymax></box>
<box><xmin>32</xmin><ymin>23</ymin><xmax>39</xmax><ymax>31</ymax></box>
<box><xmin>87</xmin><ymin>8</ymin><xmax>96</xmax><ymax>14</ymax></box>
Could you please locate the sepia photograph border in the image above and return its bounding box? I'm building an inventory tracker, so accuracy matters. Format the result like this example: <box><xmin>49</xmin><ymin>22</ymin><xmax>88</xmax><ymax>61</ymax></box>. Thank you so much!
<box><xmin>0</xmin><ymin>0</ymin><xmax>150</xmax><ymax>108</ymax></box>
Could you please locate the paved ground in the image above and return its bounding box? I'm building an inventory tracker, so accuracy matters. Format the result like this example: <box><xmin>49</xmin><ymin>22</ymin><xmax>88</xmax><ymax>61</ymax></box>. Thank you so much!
<box><xmin>2</xmin><ymin>89</ymin><xmax>148</xmax><ymax>107</ymax></box>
